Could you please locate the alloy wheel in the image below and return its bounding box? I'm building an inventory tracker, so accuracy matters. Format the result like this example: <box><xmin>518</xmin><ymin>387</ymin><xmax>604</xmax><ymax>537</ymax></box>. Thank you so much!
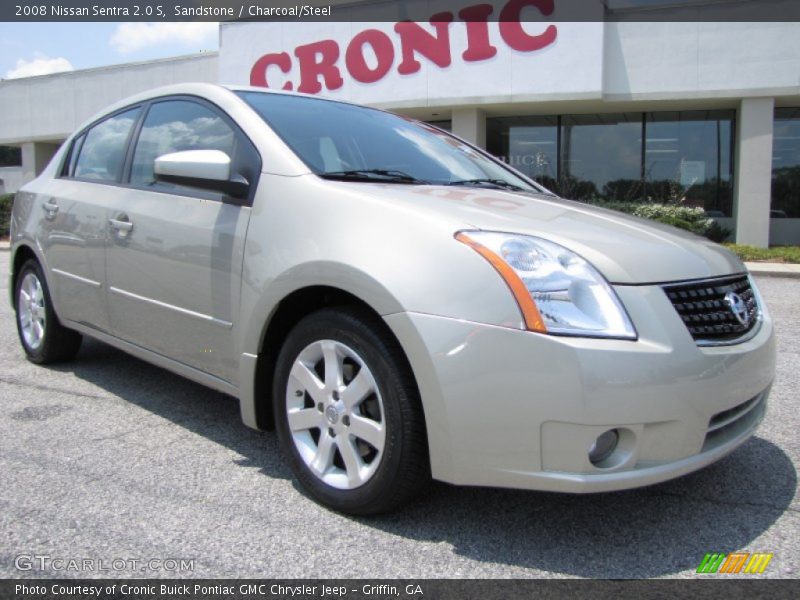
<box><xmin>285</xmin><ymin>339</ymin><xmax>386</xmax><ymax>490</ymax></box>
<box><xmin>18</xmin><ymin>272</ymin><xmax>47</xmax><ymax>350</ymax></box>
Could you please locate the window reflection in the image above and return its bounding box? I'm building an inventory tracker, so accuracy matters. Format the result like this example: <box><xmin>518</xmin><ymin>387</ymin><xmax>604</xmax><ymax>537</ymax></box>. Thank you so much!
<box><xmin>486</xmin><ymin>110</ymin><xmax>736</xmax><ymax>215</ymax></box>
<box><xmin>486</xmin><ymin>116</ymin><xmax>557</xmax><ymax>190</ymax></box>
<box><xmin>74</xmin><ymin>108</ymin><xmax>141</xmax><ymax>182</ymax></box>
<box><xmin>645</xmin><ymin>111</ymin><xmax>733</xmax><ymax>216</ymax></box>
<box><xmin>131</xmin><ymin>100</ymin><xmax>235</xmax><ymax>188</ymax></box>
<box><xmin>561</xmin><ymin>113</ymin><xmax>642</xmax><ymax>202</ymax></box>
<box><xmin>240</xmin><ymin>92</ymin><xmax>537</xmax><ymax>190</ymax></box>
<box><xmin>772</xmin><ymin>108</ymin><xmax>800</xmax><ymax>219</ymax></box>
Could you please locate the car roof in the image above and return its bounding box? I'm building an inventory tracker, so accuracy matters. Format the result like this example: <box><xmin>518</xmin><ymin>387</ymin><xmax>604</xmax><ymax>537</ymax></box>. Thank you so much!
<box><xmin>72</xmin><ymin>83</ymin><xmax>386</xmax><ymax>141</ymax></box>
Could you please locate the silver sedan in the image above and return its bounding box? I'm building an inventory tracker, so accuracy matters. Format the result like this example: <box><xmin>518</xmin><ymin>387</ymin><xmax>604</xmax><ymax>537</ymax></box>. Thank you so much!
<box><xmin>8</xmin><ymin>84</ymin><xmax>775</xmax><ymax>513</ymax></box>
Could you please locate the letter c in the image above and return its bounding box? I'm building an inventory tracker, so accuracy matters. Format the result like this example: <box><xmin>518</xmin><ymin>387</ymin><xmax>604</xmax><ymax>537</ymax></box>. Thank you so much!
<box><xmin>250</xmin><ymin>52</ymin><xmax>293</xmax><ymax>90</ymax></box>
<box><xmin>499</xmin><ymin>0</ymin><xmax>558</xmax><ymax>52</ymax></box>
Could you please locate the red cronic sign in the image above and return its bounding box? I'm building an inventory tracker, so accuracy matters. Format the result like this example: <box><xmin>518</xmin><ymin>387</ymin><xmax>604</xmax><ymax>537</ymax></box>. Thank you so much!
<box><xmin>249</xmin><ymin>0</ymin><xmax>558</xmax><ymax>94</ymax></box>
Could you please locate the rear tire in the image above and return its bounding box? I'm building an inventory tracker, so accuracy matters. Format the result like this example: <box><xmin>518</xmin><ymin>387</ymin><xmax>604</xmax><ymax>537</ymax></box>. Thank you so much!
<box><xmin>273</xmin><ymin>307</ymin><xmax>429</xmax><ymax>514</ymax></box>
<box><xmin>14</xmin><ymin>259</ymin><xmax>82</xmax><ymax>364</ymax></box>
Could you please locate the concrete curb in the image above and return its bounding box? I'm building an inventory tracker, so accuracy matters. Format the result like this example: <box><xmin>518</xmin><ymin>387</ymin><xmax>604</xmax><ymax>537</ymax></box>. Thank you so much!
<box><xmin>0</xmin><ymin>241</ymin><xmax>9</xmax><ymax>252</ymax></box>
<box><xmin>746</xmin><ymin>262</ymin><xmax>800</xmax><ymax>279</ymax></box>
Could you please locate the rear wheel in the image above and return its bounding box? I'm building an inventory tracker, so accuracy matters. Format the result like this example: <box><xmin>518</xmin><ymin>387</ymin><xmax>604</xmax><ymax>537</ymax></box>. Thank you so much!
<box><xmin>14</xmin><ymin>259</ymin><xmax>82</xmax><ymax>364</ymax></box>
<box><xmin>273</xmin><ymin>307</ymin><xmax>429</xmax><ymax>514</ymax></box>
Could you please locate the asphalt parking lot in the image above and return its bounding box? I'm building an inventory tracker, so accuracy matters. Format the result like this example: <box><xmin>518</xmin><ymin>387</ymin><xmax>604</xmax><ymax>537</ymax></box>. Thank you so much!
<box><xmin>1</xmin><ymin>255</ymin><xmax>798</xmax><ymax>579</ymax></box>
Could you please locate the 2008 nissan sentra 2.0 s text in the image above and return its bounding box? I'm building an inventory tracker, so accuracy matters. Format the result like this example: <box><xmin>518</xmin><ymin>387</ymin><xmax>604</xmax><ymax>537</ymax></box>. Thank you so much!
<box><xmin>8</xmin><ymin>84</ymin><xmax>776</xmax><ymax>514</ymax></box>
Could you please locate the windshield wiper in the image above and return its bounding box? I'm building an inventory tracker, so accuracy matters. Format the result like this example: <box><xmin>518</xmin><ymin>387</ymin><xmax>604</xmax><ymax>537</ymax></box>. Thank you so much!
<box><xmin>447</xmin><ymin>178</ymin><xmax>524</xmax><ymax>191</ymax></box>
<box><xmin>319</xmin><ymin>169</ymin><xmax>428</xmax><ymax>184</ymax></box>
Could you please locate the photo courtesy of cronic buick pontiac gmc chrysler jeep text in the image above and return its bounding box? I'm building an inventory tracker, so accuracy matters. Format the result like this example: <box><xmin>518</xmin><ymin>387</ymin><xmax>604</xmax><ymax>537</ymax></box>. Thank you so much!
<box><xmin>8</xmin><ymin>84</ymin><xmax>775</xmax><ymax>514</ymax></box>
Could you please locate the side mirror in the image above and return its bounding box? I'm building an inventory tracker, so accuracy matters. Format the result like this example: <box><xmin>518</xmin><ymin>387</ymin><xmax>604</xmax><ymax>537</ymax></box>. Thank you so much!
<box><xmin>153</xmin><ymin>149</ymin><xmax>249</xmax><ymax>199</ymax></box>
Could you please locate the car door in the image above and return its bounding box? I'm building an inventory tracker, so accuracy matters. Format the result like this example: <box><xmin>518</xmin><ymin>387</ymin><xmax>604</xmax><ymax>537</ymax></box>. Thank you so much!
<box><xmin>104</xmin><ymin>97</ymin><xmax>259</xmax><ymax>383</ymax></box>
<box><xmin>40</xmin><ymin>106</ymin><xmax>142</xmax><ymax>333</ymax></box>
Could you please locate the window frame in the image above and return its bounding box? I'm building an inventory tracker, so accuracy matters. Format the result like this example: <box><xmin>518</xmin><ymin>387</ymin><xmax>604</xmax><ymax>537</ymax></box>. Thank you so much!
<box><xmin>236</xmin><ymin>90</ymin><xmax>554</xmax><ymax>196</ymax></box>
<box><xmin>58</xmin><ymin>94</ymin><xmax>262</xmax><ymax>207</ymax></box>
<box><xmin>60</xmin><ymin>132</ymin><xmax>85</xmax><ymax>179</ymax></box>
<box><xmin>59</xmin><ymin>105</ymin><xmax>144</xmax><ymax>184</ymax></box>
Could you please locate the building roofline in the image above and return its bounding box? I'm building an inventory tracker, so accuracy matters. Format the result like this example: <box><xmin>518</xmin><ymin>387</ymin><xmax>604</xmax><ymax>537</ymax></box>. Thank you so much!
<box><xmin>0</xmin><ymin>51</ymin><xmax>218</xmax><ymax>85</ymax></box>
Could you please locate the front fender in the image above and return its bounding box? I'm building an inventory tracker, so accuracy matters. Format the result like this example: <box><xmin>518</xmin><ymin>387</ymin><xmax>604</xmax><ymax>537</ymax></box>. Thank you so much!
<box><xmin>241</xmin><ymin>260</ymin><xmax>405</xmax><ymax>357</ymax></box>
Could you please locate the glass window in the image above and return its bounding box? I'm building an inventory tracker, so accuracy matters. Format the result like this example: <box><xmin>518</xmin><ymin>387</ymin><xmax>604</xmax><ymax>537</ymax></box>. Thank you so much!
<box><xmin>238</xmin><ymin>91</ymin><xmax>544</xmax><ymax>192</ymax></box>
<box><xmin>426</xmin><ymin>120</ymin><xmax>452</xmax><ymax>132</ymax></box>
<box><xmin>0</xmin><ymin>146</ymin><xmax>22</xmax><ymax>167</ymax></box>
<box><xmin>487</xmin><ymin>111</ymin><xmax>735</xmax><ymax>213</ymax></box>
<box><xmin>645</xmin><ymin>111</ymin><xmax>734</xmax><ymax>216</ymax></box>
<box><xmin>74</xmin><ymin>108</ymin><xmax>140</xmax><ymax>182</ymax></box>
<box><xmin>487</xmin><ymin>116</ymin><xmax>558</xmax><ymax>190</ymax></box>
<box><xmin>560</xmin><ymin>113</ymin><xmax>643</xmax><ymax>202</ymax></box>
<box><xmin>772</xmin><ymin>108</ymin><xmax>800</xmax><ymax>219</ymax></box>
<box><xmin>130</xmin><ymin>100</ymin><xmax>236</xmax><ymax>189</ymax></box>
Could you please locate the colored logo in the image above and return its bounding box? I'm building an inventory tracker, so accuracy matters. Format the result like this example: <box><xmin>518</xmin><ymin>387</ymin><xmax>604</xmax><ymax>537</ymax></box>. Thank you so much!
<box><xmin>724</xmin><ymin>291</ymin><xmax>751</xmax><ymax>327</ymax></box>
<box><xmin>249</xmin><ymin>0</ymin><xmax>559</xmax><ymax>94</ymax></box>
<box><xmin>696</xmin><ymin>552</ymin><xmax>773</xmax><ymax>574</ymax></box>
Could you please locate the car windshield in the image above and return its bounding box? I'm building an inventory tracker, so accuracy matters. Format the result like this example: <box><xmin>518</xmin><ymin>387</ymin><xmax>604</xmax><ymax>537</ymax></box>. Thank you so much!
<box><xmin>237</xmin><ymin>91</ymin><xmax>548</xmax><ymax>192</ymax></box>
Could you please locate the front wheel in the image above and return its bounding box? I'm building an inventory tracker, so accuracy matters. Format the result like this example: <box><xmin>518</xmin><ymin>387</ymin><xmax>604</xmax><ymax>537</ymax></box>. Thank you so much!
<box><xmin>273</xmin><ymin>307</ymin><xmax>429</xmax><ymax>514</ymax></box>
<box><xmin>14</xmin><ymin>259</ymin><xmax>82</xmax><ymax>364</ymax></box>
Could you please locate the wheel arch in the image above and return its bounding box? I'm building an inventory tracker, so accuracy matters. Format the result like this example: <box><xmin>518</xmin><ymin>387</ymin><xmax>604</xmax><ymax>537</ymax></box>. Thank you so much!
<box><xmin>244</xmin><ymin>284</ymin><xmax>418</xmax><ymax>433</ymax></box>
<box><xmin>9</xmin><ymin>243</ymin><xmax>44</xmax><ymax>309</ymax></box>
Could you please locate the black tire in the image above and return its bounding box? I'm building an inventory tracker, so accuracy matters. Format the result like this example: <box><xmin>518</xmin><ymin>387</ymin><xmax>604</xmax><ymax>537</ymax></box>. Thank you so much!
<box><xmin>273</xmin><ymin>307</ymin><xmax>429</xmax><ymax>515</ymax></box>
<box><xmin>14</xmin><ymin>259</ymin><xmax>82</xmax><ymax>364</ymax></box>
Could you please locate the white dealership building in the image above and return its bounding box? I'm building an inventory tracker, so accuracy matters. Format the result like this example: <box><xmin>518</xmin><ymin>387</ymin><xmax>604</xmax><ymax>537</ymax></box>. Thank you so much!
<box><xmin>1</xmin><ymin>0</ymin><xmax>799</xmax><ymax>247</ymax></box>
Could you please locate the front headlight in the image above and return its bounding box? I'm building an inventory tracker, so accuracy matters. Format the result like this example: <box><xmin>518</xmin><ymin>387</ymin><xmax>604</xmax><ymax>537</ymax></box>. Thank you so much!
<box><xmin>456</xmin><ymin>231</ymin><xmax>636</xmax><ymax>339</ymax></box>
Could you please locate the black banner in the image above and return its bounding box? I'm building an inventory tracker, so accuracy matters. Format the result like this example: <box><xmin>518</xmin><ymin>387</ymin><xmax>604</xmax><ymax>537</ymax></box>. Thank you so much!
<box><xmin>3</xmin><ymin>0</ymin><xmax>800</xmax><ymax>22</ymax></box>
<box><xmin>2</xmin><ymin>580</ymin><xmax>799</xmax><ymax>600</ymax></box>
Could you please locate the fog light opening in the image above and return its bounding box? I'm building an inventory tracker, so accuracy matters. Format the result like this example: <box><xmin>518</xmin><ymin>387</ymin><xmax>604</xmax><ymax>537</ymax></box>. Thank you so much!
<box><xmin>588</xmin><ymin>429</ymin><xmax>619</xmax><ymax>466</ymax></box>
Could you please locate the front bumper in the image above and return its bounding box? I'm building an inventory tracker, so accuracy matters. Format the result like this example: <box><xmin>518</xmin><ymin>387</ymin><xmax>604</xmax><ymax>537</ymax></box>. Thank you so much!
<box><xmin>384</xmin><ymin>282</ymin><xmax>776</xmax><ymax>493</ymax></box>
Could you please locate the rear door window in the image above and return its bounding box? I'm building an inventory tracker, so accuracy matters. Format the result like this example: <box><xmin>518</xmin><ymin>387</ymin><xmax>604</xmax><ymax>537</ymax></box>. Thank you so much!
<box><xmin>73</xmin><ymin>108</ymin><xmax>141</xmax><ymax>182</ymax></box>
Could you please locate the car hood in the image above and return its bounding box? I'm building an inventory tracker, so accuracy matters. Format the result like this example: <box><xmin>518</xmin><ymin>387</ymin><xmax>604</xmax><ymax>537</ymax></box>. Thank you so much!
<box><xmin>344</xmin><ymin>182</ymin><xmax>744</xmax><ymax>285</ymax></box>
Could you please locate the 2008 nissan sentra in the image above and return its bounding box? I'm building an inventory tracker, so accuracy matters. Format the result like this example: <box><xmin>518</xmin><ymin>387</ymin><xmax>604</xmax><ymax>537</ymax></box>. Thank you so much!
<box><xmin>8</xmin><ymin>84</ymin><xmax>775</xmax><ymax>514</ymax></box>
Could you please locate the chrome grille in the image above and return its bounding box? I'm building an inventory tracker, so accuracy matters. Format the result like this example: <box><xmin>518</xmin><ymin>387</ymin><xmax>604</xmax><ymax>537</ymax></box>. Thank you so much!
<box><xmin>663</xmin><ymin>274</ymin><xmax>758</xmax><ymax>344</ymax></box>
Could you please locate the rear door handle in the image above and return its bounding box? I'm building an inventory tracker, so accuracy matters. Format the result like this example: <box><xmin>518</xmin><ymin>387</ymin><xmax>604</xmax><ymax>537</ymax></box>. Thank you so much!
<box><xmin>109</xmin><ymin>219</ymin><xmax>133</xmax><ymax>232</ymax></box>
<box><xmin>109</xmin><ymin>216</ymin><xmax>133</xmax><ymax>236</ymax></box>
<box><xmin>42</xmin><ymin>200</ymin><xmax>59</xmax><ymax>217</ymax></box>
